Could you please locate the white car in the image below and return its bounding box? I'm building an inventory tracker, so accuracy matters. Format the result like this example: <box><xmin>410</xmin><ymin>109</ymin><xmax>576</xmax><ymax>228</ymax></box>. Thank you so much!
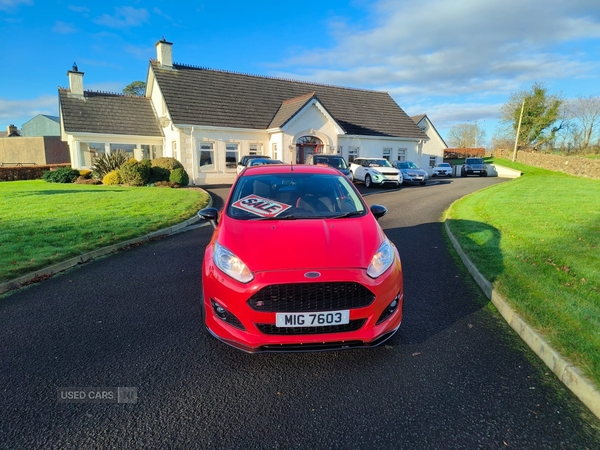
<box><xmin>349</xmin><ymin>158</ymin><xmax>402</xmax><ymax>188</ymax></box>
<box><xmin>432</xmin><ymin>162</ymin><xmax>453</xmax><ymax>177</ymax></box>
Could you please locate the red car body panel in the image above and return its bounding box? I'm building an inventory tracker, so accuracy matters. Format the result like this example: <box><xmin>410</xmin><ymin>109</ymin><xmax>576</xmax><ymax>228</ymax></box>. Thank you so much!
<box><xmin>200</xmin><ymin>164</ymin><xmax>404</xmax><ymax>352</ymax></box>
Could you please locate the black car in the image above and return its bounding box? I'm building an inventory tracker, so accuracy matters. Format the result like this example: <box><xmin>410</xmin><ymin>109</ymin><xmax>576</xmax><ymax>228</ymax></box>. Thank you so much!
<box><xmin>461</xmin><ymin>158</ymin><xmax>488</xmax><ymax>177</ymax></box>
<box><xmin>305</xmin><ymin>154</ymin><xmax>351</xmax><ymax>177</ymax></box>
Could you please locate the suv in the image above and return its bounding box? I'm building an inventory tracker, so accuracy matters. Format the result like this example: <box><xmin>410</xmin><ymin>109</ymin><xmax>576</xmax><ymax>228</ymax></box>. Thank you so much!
<box><xmin>305</xmin><ymin>154</ymin><xmax>351</xmax><ymax>177</ymax></box>
<box><xmin>349</xmin><ymin>158</ymin><xmax>402</xmax><ymax>188</ymax></box>
<box><xmin>461</xmin><ymin>158</ymin><xmax>487</xmax><ymax>177</ymax></box>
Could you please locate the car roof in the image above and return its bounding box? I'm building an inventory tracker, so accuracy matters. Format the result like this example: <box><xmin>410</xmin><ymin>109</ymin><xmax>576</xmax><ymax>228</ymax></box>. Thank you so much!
<box><xmin>242</xmin><ymin>164</ymin><xmax>340</xmax><ymax>176</ymax></box>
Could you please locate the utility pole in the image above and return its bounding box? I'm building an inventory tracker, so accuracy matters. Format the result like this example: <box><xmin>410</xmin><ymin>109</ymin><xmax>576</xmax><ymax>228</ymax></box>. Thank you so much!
<box><xmin>512</xmin><ymin>100</ymin><xmax>525</xmax><ymax>162</ymax></box>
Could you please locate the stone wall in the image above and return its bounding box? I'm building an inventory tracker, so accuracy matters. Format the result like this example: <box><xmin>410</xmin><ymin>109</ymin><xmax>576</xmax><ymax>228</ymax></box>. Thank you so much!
<box><xmin>493</xmin><ymin>149</ymin><xmax>600</xmax><ymax>180</ymax></box>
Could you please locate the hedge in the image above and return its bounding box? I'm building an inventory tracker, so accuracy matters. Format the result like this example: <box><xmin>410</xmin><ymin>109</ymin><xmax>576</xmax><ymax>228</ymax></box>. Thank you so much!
<box><xmin>0</xmin><ymin>164</ymin><xmax>71</xmax><ymax>182</ymax></box>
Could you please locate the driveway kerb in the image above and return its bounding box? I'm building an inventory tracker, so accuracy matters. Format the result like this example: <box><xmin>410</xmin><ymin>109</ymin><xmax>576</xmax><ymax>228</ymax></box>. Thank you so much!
<box><xmin>445</xmin><ymin>221</ymin><xmax>600</xmax><ymax>420</ymax></box>
<box><xmin>0</xmin><ymin>191</ymin><xmax>213</xmax><ymax>296</ymax></box>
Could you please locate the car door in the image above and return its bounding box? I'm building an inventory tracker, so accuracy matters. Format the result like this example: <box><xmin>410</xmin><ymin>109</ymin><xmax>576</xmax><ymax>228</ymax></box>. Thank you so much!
<box><xmin>353</xmin><ymin>159</ymin><xmax>368</xmax><ymax>182</ymax></box>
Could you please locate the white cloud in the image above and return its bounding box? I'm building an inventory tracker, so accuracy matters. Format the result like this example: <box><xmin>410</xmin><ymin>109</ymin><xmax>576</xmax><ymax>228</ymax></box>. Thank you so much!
<box><xmin>269</xmin><ymin>0</ymin><xmax>600</xmax><ymax>136</ymax></box>
<box><xmin>0</xmin><ymin>0</ymin><xmax>32</xmax><ymax>12</ymax></box>
<box><xmin>52</xmin><ymin>21</ymin><xmax>78</xmax><ymax>34</ymax></box>
<box><xmin>94</xmin><ymin>6</ymin><xmax>149</xmax><ymax>28</ymax></box>
<box><xmin>0</xmin><ymin>95</ymin><xmax>57</xmax><ymax>127</ymax></box>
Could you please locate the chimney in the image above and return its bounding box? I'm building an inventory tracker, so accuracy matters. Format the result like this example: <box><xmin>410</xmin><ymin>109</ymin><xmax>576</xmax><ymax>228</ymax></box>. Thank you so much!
<box><xmin>67</xmin><ymin>62</ymin><xmax>84</xmax><ymax>97</ymax></box>
<box><xmin>7</xmin><ymin>125</ymin><xmax>19</xmax><ymax>136</ymax></box>
<box><xmin>155</xmin><ymin>37</ymin><xmax>173</xmax><ymax>68</ymax></box>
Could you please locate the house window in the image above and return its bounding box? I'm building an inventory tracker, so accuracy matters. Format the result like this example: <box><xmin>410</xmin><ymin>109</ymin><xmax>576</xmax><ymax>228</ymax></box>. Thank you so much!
<box><xmin>226</xmin><ymin>143</ymin><xmax>239</xmax><ymax>169</ymax></box>
<box><xmin>397</xmin><ymin>148</ymin><xmax>407</xmax><ymax>161</ymax></box>
<box><xmin>348</xmin><ymin>146</ymin><xmax>359</xmax><ymax>163</ymax></box>
<box><xmin>80</xmin><ymin>142</ymin><xmax>104</xmax><ymax>166</ymax></box>
<box><xmin>141</xmin><ymin>145</ymin><xmax>163</xmax><ymax>160</ymax></box>
<box><xmin>336</xmin><ymin>146</ymin><xmax>342</xmax><ymax>154</ymax></box>
<box><xmin>198</xmin><ymin>142</ymin><xmax>214</xmax><ymax>170</ymax></box>
<box><xmin>383</xmin><ymin>148</ymin><xmax>392</xmax><ymax>161</ymax></box>
<box><xmin>249</xmin><ymin>143</ymin><xmax>263</xmax><ymax>156</ymax></box>
<box><xmin>272</xmin><ymin>143</ymin><xmax>278</xmax><ymax>160</ymax></box>
<box><xmin>429</xmin><ymin>157</ymin><xmax>436</xmax><ymax>168</ymax></box>
<box><xmin>110</xmin><ymin>143</ymin><xmax>135</xmax><ymax>159</ymax></box>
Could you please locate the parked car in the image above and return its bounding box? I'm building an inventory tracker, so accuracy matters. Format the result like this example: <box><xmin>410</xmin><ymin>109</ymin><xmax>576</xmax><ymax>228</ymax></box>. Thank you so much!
<box><xmin>197</xmin><ymin>164</ymin><xmax>404</xmax><ymax>353</ymax></box>
<box><xmin>237</xmin><ymin>155</ymin><xmax>271</xmax><ymax>175</ymax></box>
<box><xmin>305</xmin><ymin>154</ymin><xmax>351</xmax><ymax>178</ymax></box>
<box><xmin>349</xmin><ymin>157</ymin><xmax>402</xmax><ymax>188</ymax></box>
<box><xmin>432</xmin><ymin>162</ymin><xmax>453</xmax><ymax>177</ymax></box>
<box><xmin>394</xmin><ymin>161</ymin><xmax>428</xmax><ymax>185</ymax></box>
<box><xmin>461</xmin><ymin>157</ymin><xmax>488</xmax><ymax>177</ymax></box>
<box><xmin>247</xmin><ymin>158</ymin><xmax>283</xmax><ymax>167</ymax></box>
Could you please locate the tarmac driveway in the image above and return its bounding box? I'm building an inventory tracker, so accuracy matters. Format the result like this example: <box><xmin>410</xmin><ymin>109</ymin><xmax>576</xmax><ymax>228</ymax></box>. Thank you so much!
<box><xmin>1</xmin><ymin>177</ymin><xmax>599</xmax><ymax>449</ymax></box>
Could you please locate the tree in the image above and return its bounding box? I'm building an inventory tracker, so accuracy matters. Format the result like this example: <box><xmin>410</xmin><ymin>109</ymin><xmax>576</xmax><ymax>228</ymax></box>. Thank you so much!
<box><xmin>563</xmin><ymin>95</ymin><xmax>600</xmax><ymax>150</ymax></box>
<box><xmin>500</xmin><ymin>83</ymin><xmax>563</xmax><ymax>150</ymax></box>
<box><xmin>123</xmin><ymin>81</ymin><xmax>146</xmax><ymax>97</ymax></box>
<box><xmin>447</xmin><ymin>123</ymin><xmax>486</xmax><ymax>148</ymax></box>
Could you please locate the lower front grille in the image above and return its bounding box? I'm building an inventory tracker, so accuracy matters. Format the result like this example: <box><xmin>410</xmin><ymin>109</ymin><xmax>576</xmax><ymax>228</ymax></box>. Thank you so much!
<box><xmin>256</xmin><ymin>319</ymin><xmax>366</xmax><ymax>335</ymax></box>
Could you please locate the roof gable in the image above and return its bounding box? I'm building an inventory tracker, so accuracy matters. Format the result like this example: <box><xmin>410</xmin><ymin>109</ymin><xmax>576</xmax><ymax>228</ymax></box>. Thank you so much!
<box><xmin>59</xmin><ymin>89</ymin><xmax>163</xmax><ymax>137</ymax></box>
<box><xmin>151</xmin><ymin>61</ymin><xmax>428</xmax><ymax>140</ymax></box>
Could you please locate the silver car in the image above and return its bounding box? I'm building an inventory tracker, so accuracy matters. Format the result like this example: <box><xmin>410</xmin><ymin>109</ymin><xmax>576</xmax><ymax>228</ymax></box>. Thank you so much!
<box><xmin>394</xmin><ymin>161</ymin><xmax>428</xmax><ymax>185</ymax></box>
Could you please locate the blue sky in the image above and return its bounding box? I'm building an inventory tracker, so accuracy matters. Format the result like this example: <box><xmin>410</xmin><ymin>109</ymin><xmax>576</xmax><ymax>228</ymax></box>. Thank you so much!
<box><xmin>1</xmin><ymin>0</ymin><xmax>600</xmax><ymax>145</ymax></box>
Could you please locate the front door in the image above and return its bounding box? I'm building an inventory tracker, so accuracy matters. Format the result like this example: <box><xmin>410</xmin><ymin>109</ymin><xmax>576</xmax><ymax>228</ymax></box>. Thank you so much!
<box><xmin>295</xmin><ymin>136</ymin><xmax>323</xmax><ymax>164</ymax></box>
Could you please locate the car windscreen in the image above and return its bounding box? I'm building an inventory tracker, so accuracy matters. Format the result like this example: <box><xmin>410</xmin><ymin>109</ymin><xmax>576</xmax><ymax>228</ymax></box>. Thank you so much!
<box><xmin>399</xmin><ymin>162</ymin><xmax>419</xmax><ymax>169</ymax></box>
<box><xmin>227</xmin><ymin>173</ymin><xmax>366</xmax><ymax>220</ymax></box>
<box><xmin>466</xmin><ymin>158</ymin><xmax>483</xmax><ymax>164</ymax></box>
<box><xmin>367</xmin><ymin>159</ymin><xmax>393</xmax><ymax>168</ymax></box>
<box><xmin>316</xmin><ymin>157</ymin><xmax>347</xmax><ymax>169</ymax></box>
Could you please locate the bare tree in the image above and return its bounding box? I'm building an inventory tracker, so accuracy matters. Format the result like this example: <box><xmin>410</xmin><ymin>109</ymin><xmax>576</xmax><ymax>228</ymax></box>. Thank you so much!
<box><xmin>447</xmin><ymin>123</ymin><xmax>486</xmax><ymax>148</ymax></box>
<box><xmin>563</xmin><ymin>95</ymin><xmax>600</xmax><ymax>150</ymax></box>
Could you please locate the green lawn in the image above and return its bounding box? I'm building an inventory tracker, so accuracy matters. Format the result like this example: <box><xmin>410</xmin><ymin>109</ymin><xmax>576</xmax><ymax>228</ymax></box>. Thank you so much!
<box><xmin>446</xmin><ymin>159</ymin><xmax>600</xmax><ymax>387</ymax></box>
<box><xmin>0</xmin><ymin>180</ymin><xmax>210</xmax><ymax>283</ymax></box>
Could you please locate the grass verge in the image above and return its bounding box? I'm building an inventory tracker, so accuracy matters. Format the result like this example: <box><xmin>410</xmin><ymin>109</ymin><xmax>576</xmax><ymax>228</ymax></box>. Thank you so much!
<box><xmin>446</xmin><ymin>158</ymin><xmax>600</xmax><ymax>388</ymax></box>
<box><xmin>0</xmin><ymin>180</ymin><xmax>210</xmax><ymax>283</ymax></box>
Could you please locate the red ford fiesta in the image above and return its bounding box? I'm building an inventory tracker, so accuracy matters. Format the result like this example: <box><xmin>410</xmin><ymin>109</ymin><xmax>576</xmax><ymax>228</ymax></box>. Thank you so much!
<box><xmin>198</xmin><ymin>164</ymin><xmax>403</xmax><ymax>352</ymax></box>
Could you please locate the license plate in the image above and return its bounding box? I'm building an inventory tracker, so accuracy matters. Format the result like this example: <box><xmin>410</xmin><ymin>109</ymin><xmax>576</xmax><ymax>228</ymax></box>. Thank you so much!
<box><xmin>473</xmin><ymin>170</ymin><xmax>480</xmax><ymax>173</ymax></box>
<box><xmin>276</xmin><ymin>310</ymin><xmax>350</xmax><ymax>327</ymax></box>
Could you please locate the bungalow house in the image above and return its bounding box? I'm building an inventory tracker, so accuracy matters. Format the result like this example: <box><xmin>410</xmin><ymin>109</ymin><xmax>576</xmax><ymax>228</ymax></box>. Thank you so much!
<box><xmin>411</xmin><ymin>114</ymin><xmax>447</xmax><ymax>172</ymax></box>
<box><xmin>60</xmin><ymin>39</ymin><xmax>429</xmax><ymax>185</ymax></box>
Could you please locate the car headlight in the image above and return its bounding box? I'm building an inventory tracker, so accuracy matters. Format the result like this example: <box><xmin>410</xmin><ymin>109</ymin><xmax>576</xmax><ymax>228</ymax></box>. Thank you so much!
<box><xmin>367</xmin><ymin>239</ymin><xmax>395</xmax><ymax>279</ymax></box>
<box><xmin>213</xmin><ymin>241</ymin><xmax>254</xmax><ymax>283</ymax></box>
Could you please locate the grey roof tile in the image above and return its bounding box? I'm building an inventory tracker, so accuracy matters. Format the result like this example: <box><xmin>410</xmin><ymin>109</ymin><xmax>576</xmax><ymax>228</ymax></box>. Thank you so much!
<box><xmin>59</xmin><ymin>89</ymin><xmax>163</xmax><ymax>137</ymax></box>
<box><xmin>151</xmin><ymin>61</ymin><xmax>428</xmax><ymax>140</ymax></box>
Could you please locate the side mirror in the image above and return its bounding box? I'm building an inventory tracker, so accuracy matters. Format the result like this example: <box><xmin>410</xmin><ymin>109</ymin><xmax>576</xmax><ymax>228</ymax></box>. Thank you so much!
<box><xmin>370</xmin><ymin>204</ymin><xmax>387</xmax><ymax>220</ymax></box>
<box><xmin>198</xmin><ymin>207</ymin><xmax>219</xmax><ymax>228</ymax></box>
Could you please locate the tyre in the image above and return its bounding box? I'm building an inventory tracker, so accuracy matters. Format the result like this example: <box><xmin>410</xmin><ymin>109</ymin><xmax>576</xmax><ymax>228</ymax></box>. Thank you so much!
<box><xmin>461</xmin><ymin>170</ymin><xmax>466</xmax><ymax>177</ymax></box>
<box><xmin>365</xmin><ymin>174</ymin><xmax>372</xmax><ymax>188</ymax></box>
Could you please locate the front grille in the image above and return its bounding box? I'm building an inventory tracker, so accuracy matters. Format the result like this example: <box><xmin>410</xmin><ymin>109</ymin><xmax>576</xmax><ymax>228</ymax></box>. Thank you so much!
<box><xmin>247</xmin><ymin>282</ymin><xmax>375</xmax><ymax>312</ymax></box>
<box><xmin>256</xmin><ymin>319</ymin><xmax>366</xmax><ymax>335</ymax></box>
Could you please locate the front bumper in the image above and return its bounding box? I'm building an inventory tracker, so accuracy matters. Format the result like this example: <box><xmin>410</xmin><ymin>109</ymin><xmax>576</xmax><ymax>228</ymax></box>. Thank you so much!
<box><xmin>202</xmin><ymin>263</ymin><xmax>404</xmax><ymax>353</ymax></box>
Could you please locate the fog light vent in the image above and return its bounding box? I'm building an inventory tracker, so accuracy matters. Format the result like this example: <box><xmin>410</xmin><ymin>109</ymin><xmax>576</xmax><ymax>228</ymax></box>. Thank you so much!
<box><xmin>376</xmin><ymin>294</ymin><xmax>401</xmax><ymax>325</ymax></box>
<box><xmin>210</xmin><ymin>299</ymin><xmax>246</xmax><ymax>330</ymax></box>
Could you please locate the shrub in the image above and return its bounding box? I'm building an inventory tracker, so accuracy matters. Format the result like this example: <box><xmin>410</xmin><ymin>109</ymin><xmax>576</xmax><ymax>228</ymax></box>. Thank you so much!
<box><xmin>42</xmin><ymin>166</ymin><xmax>80</xmax><ymax>183</ymax></box>
<box><xmin>120</xmin><ymin>159</ymin><xmax>150</xmax><ymax>186</ymax></box>
<box><xmin>74</xmin><ymin>176</ymin><xmax>102</xmax><ymax>185</ymax></box>
<box><xmin>103</xmin><ymin>170</ymin><xmax>122</xmax><ymax>185</ymax></box>
<box><xmin>151</xmin><ymin>157</ymin><xmax>184</xmax><ymax>171</ymax></box>
<box><xmin>79</xmin><ymin>169</ymin><xmax>92</xmax><ymax>179</ymax></box>
<box><xmin>169</xmin><ymin>168</ymin><xmax>189</xmax><ymax>186</ymax></box>
<box><xmin>149</xmin><ymin>166</ymin><xmax>171</xmax><ymax>183</ymax></box>
<box><xmin>92</xmin><ymin>150</ymin><xmax>129</xmax><ymax>178</ymax></box>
